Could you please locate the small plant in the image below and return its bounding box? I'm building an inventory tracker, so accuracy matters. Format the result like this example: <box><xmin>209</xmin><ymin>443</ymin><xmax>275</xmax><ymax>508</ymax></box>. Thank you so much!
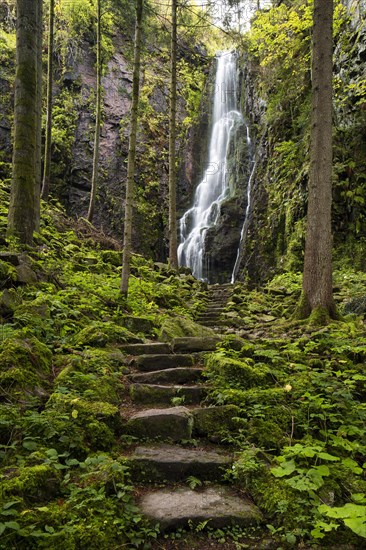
<box><xmin>187</xmin><ymin>476</ymin><xmax>203</xmax><ymax>490</ymax></box>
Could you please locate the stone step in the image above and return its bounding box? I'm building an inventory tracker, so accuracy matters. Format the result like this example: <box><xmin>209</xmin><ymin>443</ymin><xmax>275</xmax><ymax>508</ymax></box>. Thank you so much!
<box><xmin>130</xmin><ymin>444</ymin><xmax>232</xmax><ymax>482</ymax></box>
<box><xmin>196</xmin><ymin>314</ymin><xmax>222</xmax><ymax>321</ymax></box>
<box><xmin>130</xmin><ymin>383</ymin><xmax>207</xmax><ymax>405</ymax></box>
<box><xmin>131</xmin><ymin>353</ymin><xmax>199</xmax><ymax>372</ymax></box>
<box><xmin>127</xmin><ymin>367</ymin><xmax>204</xmax><ymax>385</ymax></box>
<box><xmin>139</xmin><ymin>486</ymin><xmax>262</xmax><ymax>531</ymax></box>
<box><xmin>125</xmin><ymin>406</ymin><xmax>193</xmax><ymax>441</ymax></box>
<box><xmin>198</xmin><ymin>320</ymin><xmax>229</xmax><ymax>327</ymax></box>
<box><xmin>119</xmin><ymin>342</ymin><xmax>172</xmax><ymax>355</ymax></box>
<box><xmin>172</xmin><ymin>336</ymin><xmax>222</xmax><ymax>353</ymax></box>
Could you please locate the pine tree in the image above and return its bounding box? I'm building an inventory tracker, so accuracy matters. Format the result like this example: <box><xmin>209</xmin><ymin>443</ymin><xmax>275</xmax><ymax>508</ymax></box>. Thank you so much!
<box><xmin>299</xmin><ymin>0</ymin><xmax>336</xmax><ymax>320</ymax></box>
<box><xmin>120</xmin><ymin>0</ymin><xmax>144</xmax><ymax>297</ymax></box>
<box><xmin>41</xmin><ymin>0</ymin><xmax>55</xmax><ymax>201</ymax></box>
<box><xmin>168</xmin><ymin>0</ymin><xmax>178</xmax><ymax>269</ymax></box>
<box><xmin>7</xmin><ymin>0</ymin><xmax>42</xmax><ymax>245</ymax></box>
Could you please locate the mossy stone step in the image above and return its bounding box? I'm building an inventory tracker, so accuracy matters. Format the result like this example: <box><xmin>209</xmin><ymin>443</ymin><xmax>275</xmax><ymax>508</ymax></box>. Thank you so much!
<box><xmin>125</xmin><ymin>406</ymin><xmax>193</xmax><ymax>441</ymax></box>
<box><xmin>139</xmin><ymin>486</ymin><xmax>262</xmax><ymax>531</ymax></box>
<box><xmin>131</xmin><ymin>353</ymin><xmax>198</xmax><ymax>372</ymax></box>
<box><xmin>130</xmin><ymin>383</ymin><xmax>207</xmax><ymax>405</ymax></box>
<box><xmin>130</xmin><ymin>444</ymin><xmax>232</xmax><ymax>482</ymax></box>
<box><xmin>172</xmin><ymin>336</ymin><xmax>222</xmax><ymax>353</ymax></box>
<box><xmin>119</xmin><ymin>343</ymin><xmax>172</xmax><ymax>355</ymax></box>
<box><xmin>127</xmin><ymin>367</ymin><xmax>204</xmax><ymax>385</ymax></box>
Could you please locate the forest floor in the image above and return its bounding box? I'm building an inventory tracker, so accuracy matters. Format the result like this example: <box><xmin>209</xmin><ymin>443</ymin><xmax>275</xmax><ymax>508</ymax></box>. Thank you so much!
<box><xmin>0</xmin><ymin>198</ymin><xmax>365</xmax><ymax>549</ymax></box>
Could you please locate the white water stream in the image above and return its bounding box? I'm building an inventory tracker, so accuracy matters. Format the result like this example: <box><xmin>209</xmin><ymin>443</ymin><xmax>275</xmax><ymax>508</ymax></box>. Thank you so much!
<box><xmin>178</xmin><ymin>51</ymin><xmax>243</xmax><ymax>281</ymax></box>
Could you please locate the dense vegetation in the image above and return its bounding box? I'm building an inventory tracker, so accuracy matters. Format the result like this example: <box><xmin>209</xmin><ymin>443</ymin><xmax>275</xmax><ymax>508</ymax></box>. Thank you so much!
<box><xmin>1</xmin><ymin>0</ymin><xmax>366</xmax><ymax>548</ymax></box>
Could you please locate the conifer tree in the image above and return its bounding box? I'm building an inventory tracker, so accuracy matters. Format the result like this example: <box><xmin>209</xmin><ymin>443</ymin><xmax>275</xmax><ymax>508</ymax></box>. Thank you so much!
<box><xmin>42</xmin><ymin>0</ymin><xmax>55</xmax><ymax>201</ymax></box>
<box><xmin>120</xmin><ymin>0</ymin><xmax>144</xmax><ymax>297</ymax></box>
<box><xmin>299</xmin><ymin>0</ymin><xmax>336</xmax><ymax>319</ymax></box>
<box><xmin>168</xmin><ymin>0</ymin><xmax>178</xmax><ymax>269</ymax></box>
<box><xmin>8</xmin><ymin>0</ymin><xmax>42</xmax><ymax>245</ymax></box>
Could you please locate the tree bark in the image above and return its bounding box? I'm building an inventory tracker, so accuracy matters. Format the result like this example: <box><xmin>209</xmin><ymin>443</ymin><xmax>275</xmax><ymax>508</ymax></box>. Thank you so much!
<box><xmin>87</xmin><ymin>0</ymin><xmax>102</xmax><ymax>223</ymax></box>
<box><xmin>41</xmin><ymin>0</ymin><xmax>55</xmax><ymax>201</ymax></box>
<box><xmin>34</xmin><ymin>0</ymin><xmax>42</xmax><ymax>231</ymax></box>
<box><xmin>8</xmin><ymin>0</ymin><xmax>41</xmax><ymax>245</ymax></box>
<box><xmin>120</xmin><ymin>0</ymin><xmax>144</xmax><ymax>297</ymax></box>
<box><xmin>300</xmin><ymin>0</ymin><xmax>336</xmax><ymax>319</ymax></box>
<box><xmin>168</xmin><ymin>0</ymin><xmax>179</xmax><ymax>269</ymax></box>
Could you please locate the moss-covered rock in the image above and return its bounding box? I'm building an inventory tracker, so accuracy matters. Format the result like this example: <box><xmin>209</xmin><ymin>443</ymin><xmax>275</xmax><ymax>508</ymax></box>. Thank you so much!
<box><xmin>192</xmin><ymin>405</ymin><xmax>241</xmax><ymax>438</ymax></box>
<box><xmin>205</xmin><ymin>352</ymin><xmax>272</xmax><ymax>389</ymax></box>
<box><xmin>118</xmin><ymin>314</ymin><xmax>155</xmax><ymax>335</ymax></box>
<box><xmin>37</xmin><ymin>391</ymin><xmax>121</xmax><ymax>453</ymax></box>
<box><xmin>0</xmin><ymin>333</ymin><xmax>52</xmax><ymax>398</ymax></box>
<box><xmin>1</xmin><ymin>464</ymin><xmax>61</xmax><ymax>504</ymax></box>
<box><xmin>73</xmin><ymin>321</ymin><xmax>141</xmax><ymax>348</ymax></box>
<box><xmin>159</xmin><ymin>315</ymin><xmax>216</xmax><ymax>341</ymax></box>
<box><xmin>0</xmin><ymin>288</ymin><xmax>21</xmax><ymax>316</ymax></box>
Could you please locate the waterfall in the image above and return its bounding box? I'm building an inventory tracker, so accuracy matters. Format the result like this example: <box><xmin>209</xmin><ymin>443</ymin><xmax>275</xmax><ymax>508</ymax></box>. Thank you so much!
<box><xmin>178</xmin><ymin>51</ymin><xmax>243</xmax><ymax>281</ymax></box>
<box><xmin>231</xmin><ymin>155</ymin><xmax>256</xmax><ymax>284</ymax></box>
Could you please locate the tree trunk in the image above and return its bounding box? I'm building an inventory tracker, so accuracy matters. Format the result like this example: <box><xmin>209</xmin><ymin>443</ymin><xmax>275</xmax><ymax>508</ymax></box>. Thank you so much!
<box><xmin>300</xmin><ymin>0</ymin><xmax>336</xmax><ymax>320</ymax></box>
<box><xmin>34</xmin><ymin>0</ymin><xmax>42</xmax><ymax>231</ymax></box>
<box><xmin>41</xmin><ymin>0</ymin><xmax>55</xmax><ymax>201</ymax></box>
<box><xmin>120</xmin><ymin>0</ymin><xmax>144</xmax><ymax>297</ymax></box>
<box><xmin>87</xmin><ymin>0</ymin><xmax>102</xmax><ymax>223</ymax></box>
<box><xmin>7</xmin><ymin>0</ymin><xmax>41</xmax><ymax>245</ymax></box>
<box><xmin>168</xmin><ymin>0</ymin><xmax>178</xmax><ymax>269</ymax></box>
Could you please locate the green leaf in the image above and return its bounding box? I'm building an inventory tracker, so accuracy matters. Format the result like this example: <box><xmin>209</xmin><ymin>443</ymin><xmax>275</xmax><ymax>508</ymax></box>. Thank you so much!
<box><xmin>0</xmin><ymin>524</ymin><xmax>5</xmax><ymax>536</ymax></box>
<box><xmin>2</xmin><ymin>500</ymin><xmax>20</xmax><ymax>510</ymax></box>
<box><xmin>319</xmin><ymin>503</ymin><xmax>366</xmax><ymax>519</ymax></box>
<box><xmin>317</xmin><ymin>452</ymin><xmax>340</xmax><ymax>462</ymax></box>
<box><xmin>271</xmin><ymin>459</ymin><xmax>296</xmax><ymax>477</ymax></box>
<box><xmin>22</xmin><ymin>439</ymin><xmax>38</xmax><ymax>451</ymax></box>
<box><xmin>344</xmin><ymin>517</ymin><xmax>366</xmax><ymax>538</ymax></box>
<box><xmin>71</xmin><ymin>409</ymin><xmax>78</xmax><ymax>419</ymax></box>
<box><xmin>342</xmin><ymin>457</ymin><xmax>363</xmax><ymax>474</ymax></box>
<box><xmin>4</xmin><ymin>521</ymin><xmax>20</xmax><ymax>531</ymax></box>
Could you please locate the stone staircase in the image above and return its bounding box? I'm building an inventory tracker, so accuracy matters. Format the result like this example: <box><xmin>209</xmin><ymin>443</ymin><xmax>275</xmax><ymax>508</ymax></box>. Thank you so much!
<box><xmin>120</xmin><ymin>337</ymin><xmax>262</xmax><ymax>534</ymax></box>
<box><xmin>195</xmin><ymin>284</ymin><xmax>233</xmax><ymax>328</ymax></box>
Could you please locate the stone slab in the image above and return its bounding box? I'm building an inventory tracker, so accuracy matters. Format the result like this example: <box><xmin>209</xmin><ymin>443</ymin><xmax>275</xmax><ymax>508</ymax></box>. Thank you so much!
<box><xmin>119</xmin><ymin>343</ymin><xmax>172</xmax><ymax>355</ymax></box>
<box><xmin>133</xmin><ymin>353</ymin><xmax>196</xmax><ymax>372</ymax></box>
<box><xmin>172</xmin><ymin>337</ymin><xmax>222</xmax><ymax>353</ymax></box>
<box><xmin>139</xmin><ymin>486</ymin><xmax>262</xmax><ymax>530</ymax></box>
<box><xmin>130</xmin><ymin>444</ymin><xmax>232</xmax><ymax>482</ymax></box>
<box><xmin>130</xmin><ymin>384</ymin><xmax>207</xmax><ymax>405</ymax></box>
<box><xmin>125</xmin><ymin>407</ymin><xmax>193</xmax><ymax>441</ymax></box>
<box><xmin>128</xmin><ymin>367</ymin><xmax>204</xmax><ymax>385</ymax></box>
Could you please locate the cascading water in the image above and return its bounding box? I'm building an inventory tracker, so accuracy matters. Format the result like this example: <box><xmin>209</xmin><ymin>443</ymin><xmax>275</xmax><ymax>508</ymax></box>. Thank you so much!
<box><xmin>178</xmin><ymin>51</ymin><xmax>243</xmax><ymax>281</ymax></box>
<box><xmin>231</xmin><ymin>127</ymin><xmax>256</xmax><ymax>284</ymax></box>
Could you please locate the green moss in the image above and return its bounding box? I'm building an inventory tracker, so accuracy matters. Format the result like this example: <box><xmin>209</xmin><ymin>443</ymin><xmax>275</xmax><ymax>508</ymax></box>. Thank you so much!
<box><xmin>0</xmin><ymin>259</ymin><xmax>17</xmax><ymax>284</ymax></box>
<box><xmin>0</xmin><ymin>333</ymin><xmax>52</xmax><ymax>398</ymax></box>
<box><xmin>73</xmin><ymin>321</ymin><xmax>140</xmax><ymax>348</ymax></box>
<box><xmin>192</xmin><ymin>405</ymin><xmax>240</xmax><ymax>438</ymax></box>
<box><xmin>1</xmin><ymin>464</ymin><xmax>61</xmax><ymax>504</ymax></box>
<box><xmin>45</xmin><ymin>393</ymin><xmax>120</xmax><ymax>451</ymax></box>
<box><xmin>205</xmin><ymin>352</ymin><xmax>271</xmax><ymax>389</ymax></box>
<box><xmin>159</xmin><ymin>315</ymin><xmax>215</xmax><ymax>341</ymax></box>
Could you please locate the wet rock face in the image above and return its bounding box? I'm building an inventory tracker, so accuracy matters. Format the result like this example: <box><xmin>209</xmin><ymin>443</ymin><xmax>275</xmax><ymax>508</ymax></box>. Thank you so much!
<box><xmin>65</xmin><ymin>37</ymin><xmax>132</xmax><ymax>241</ymax></box>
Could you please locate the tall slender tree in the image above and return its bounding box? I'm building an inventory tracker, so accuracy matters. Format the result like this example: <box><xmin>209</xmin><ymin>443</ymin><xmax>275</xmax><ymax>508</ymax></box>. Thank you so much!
<box><xmin>8</xmin><ymin>0</ymin><xmax>42</xmax><ymax>245</ymax></box>
<box><xmin>168</xmin><ymin>0</ymin><xmax>178</xmax><ymax>269</ymax></box>
<box><xmin>87</xmin><ymin>0</ymin><xmax>102</xmax><ymax>222</ymax></box>
<box><xmin>299</xmin><ymin>0</ymin><xmax>336</xmax><ymax>319</ymax></box>
<box><xmin>35</xmin><ymin>0</ymin><xmax>43</xmax><ymax>231</ymax></box>
<box><xmin>120</xmin><ymin>0</ymin><xmax>144</xmax><ymax>297</ymax></box>
<box><xmin>41</xmin><ymin>0</ymin><xmax>55</xmax><ymax>201</ymax></box>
